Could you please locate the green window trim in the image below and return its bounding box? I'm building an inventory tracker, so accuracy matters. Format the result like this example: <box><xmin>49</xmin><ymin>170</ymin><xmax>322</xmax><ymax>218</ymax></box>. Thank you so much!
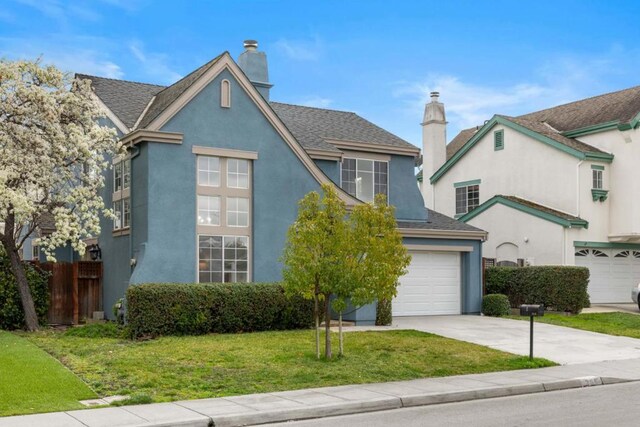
<box><xmin>494</xmin><ymin>129</ymin><xmax>504</xmax><ymax>151</ymax></box>
<box><xmin>429</xmin><ymin>115</ymin><xmax>614</xmax><ymax>184</ymax></box>
<box><xmin>454</xmin><ymin>179</ymin><xmax>481</xmax><ymax>188</ymax></box>
<box><xmin>458</xmin><ymin>195</ymin><xmax>588</xmax><ymax>229</ymax></box>
<box><xmin>590</xmin><ymin>165</ymin><xmax>605</xmax><ymax>171</ymax></box>
<box><xmin>591</xmin><ymin>189</ymin><xmax>608</xmax><ymax>202</ymax></box>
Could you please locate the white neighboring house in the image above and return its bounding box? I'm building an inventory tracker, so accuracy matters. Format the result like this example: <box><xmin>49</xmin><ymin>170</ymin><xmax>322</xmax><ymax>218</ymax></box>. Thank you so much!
<box><xmin>418</xmin><ymin>87</ymin><xmax>640</xmax><ymax>303</ymax></box>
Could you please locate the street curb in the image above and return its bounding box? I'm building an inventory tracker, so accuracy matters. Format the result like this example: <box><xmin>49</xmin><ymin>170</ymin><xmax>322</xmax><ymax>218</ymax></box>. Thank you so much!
<box><xmin>209</xmin><ymin>376</ymin><xmax>615</xmax><ymax>426</ymax></box>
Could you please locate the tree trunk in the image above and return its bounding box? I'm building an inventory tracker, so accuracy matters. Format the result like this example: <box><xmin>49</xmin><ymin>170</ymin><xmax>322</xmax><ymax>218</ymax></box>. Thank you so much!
<box><xmin>339</xmin><ymin>311</ymin><xmax>343</xmax><ymax>357</ymax></box>
<box><xmin>324</xmin><ymin>295</ymin><xmax>332</xmax><ymax>359</ymax></box>
<box><xmin>2</xmin><ymin>228</ymin><xmax>39</xmax><ymax>331</ymax></box>
<box><xmin>314</xmin><ymin>293</ymin><xmax>320</xmax><ymax>359</ymax></box>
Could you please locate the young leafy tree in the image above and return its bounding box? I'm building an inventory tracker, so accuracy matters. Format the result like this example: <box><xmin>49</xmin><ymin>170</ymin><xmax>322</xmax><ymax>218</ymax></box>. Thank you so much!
<box><xmin>0</xmin><ymin>59</ymin><xmax>118</xmax><ymax>331</ymax></box>
<box><xmin>281</xmin><ymin>184</ymin><xmax>349</xmax><ymax>359</ymax></box>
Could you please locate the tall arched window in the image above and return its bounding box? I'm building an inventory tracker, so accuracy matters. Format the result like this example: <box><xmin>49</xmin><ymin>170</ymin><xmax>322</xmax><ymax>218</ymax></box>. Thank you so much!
<box><xmin>221</xmin><ymin>79</ymin><xmax>231</xmax><ymax>108</ymax></box>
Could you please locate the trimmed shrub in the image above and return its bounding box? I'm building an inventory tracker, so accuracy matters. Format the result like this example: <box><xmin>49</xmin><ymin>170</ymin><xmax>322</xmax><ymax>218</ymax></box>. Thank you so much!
<box><xmin>0</xmin><ymin>256</ymin><xmax>49</xmax><ymax>330</ymax></box>
<box><xmin>376</xmin><ymin>298</ymin><xmax>392</xmax><ymax>326</ymax></box>
<box><xmin>126</xmin><ymin>282</ymin><xmax>314</xmax><ymax>338</ymax></box>
<box><xmin>482</xmin><ymin>294</ymin><xmax>511</xmax><ymax>317</ymax></box>
<box><xmin>485</xmin><ymin>266</ymin><xmax>590</xmax><ymax>313</ymax></box>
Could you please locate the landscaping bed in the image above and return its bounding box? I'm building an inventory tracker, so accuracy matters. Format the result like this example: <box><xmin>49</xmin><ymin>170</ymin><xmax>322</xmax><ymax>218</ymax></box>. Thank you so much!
<box><xmin>13</xmin><ymin>324</ymin><xmax>554</xmax><ymax>412</ymax></box>
<box><xmin>0</xmin><ymin>331</ymin><xmax>96</xmax><ymax>417</ymax></box>
<box><xmin>510</xmin><ymin>312</ymin><xmax>640</xmax><ymax>339</ymax></box>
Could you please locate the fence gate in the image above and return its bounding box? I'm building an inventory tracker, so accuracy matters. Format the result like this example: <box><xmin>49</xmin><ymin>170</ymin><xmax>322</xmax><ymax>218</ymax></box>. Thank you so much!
<box><xmin>41</xmin><ymin>261</ymin><xmax>103</xmax><ymax>325</ymax></box>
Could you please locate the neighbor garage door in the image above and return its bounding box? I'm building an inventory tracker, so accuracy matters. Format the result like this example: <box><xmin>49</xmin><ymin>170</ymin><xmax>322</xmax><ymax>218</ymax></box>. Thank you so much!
<box><xmin>575</xmin><ymin>248</ymin><xmax>640</xmax><ymax>303</ymax></box>
<box><xmin>392</xmin><ymin>251</ymin><xmax>461</xmax><ymax>316</ymax></box>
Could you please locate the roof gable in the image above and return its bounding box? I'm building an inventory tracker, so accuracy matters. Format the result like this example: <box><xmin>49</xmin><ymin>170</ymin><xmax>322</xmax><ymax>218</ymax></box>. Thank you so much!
<box><xmin>431</xmin><ymin>115</ymin><xmax>614</xmax><ymax>184</ymax></box>
<box><xmin>459</xmin><ymin>195</ymin><xmax>588</xmax><ymax>229</ymax></box>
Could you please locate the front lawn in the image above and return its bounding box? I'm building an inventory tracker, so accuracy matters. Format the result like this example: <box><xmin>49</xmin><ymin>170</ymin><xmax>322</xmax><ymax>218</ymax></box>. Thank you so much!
<box><xmin>0</xmin><ymin>331</ymin><xmax>96</xmax><ymax>417</ymax></box>
<box><xmin>21</xmin><ymin>325</ymin><xmax>554</xmax><ymax>407</ymax></box>
<box><xmin>511</xmin><ymin>312</ymin><xmax>640</xmax><ymax>339</ymax></box>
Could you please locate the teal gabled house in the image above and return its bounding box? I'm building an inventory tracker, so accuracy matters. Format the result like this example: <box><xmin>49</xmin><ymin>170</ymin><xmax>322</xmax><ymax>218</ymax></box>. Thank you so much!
<box><xmin>80</xmin><ymin>41</ymin><xmax>486</xmax><ymax>323</ymax></box>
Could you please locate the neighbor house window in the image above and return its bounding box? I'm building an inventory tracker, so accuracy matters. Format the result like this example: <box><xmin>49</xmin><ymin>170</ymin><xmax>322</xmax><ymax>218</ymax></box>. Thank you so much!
<box><xmin>198</xmin><ymin>235</ymin><xmax>248</xmax><ymax>283</ymax></box>
<box><xmin>455</xmin><ymin>182</ymin><xmax>480</xmax><ymax>215</ymax></box>
<box><xmin>32</xmin><ymin>244</ymin><xmax>40</xmax><ymax>260</ymax></box>
<box><xmin>341</xmin><ymin>158</ymin><xmax>388</xmax><ymax>202</ymax></box>
<box><xmin>227</xmin><ymin>159</ymin><xmax>249</xmax><ymax>188</ymax></box>
<box><xmin>221</xmin><ymin>79</ymin><xmax>231</xmax><ymax>108</ymax></box>
<box><xmin>197</xmin><ymin>156</ymin><xmax>220</xmax><ymax>187</ymax></box>
<box><xmin>227</xmin><ymin>197</ymin><xmax>249</xmax><ymax>227</ymax></box>
<box><xmin>197</xmin><ymin>195</ymin><xmax>221</xmax><ymax>226</ymax></box>
<box><xmin>592</xmin><ymin>168</ymin><xmax>603</xmax><ymax>189</ymax></box>
<box><xmin>494</xmin><ymin>130</ymin><xmax>504</xmax><ymax>151</ymax></box>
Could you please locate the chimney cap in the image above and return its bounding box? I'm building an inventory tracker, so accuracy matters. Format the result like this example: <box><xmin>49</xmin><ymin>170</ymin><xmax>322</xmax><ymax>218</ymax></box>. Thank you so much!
<box><xmin>243</xmin><ymin>40</ymin><xmax>258</xmax><ymax>50</ymax></box>
<box><xmin>430</xmin><ymin>91</ymin><xmax>440</xmax><ymax>100</ymax></box>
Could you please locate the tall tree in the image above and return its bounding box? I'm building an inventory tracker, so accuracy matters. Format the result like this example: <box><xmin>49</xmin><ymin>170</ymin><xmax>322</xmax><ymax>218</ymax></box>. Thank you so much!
<box><xmin>0</xmin><ymin>59</ymin><xmax>118</xmax><ymax>331</ymax></box>
<box><xmin>282</xmin><ymin>187</ymin><xmax>410</xmax><ymax>358</ymax></box>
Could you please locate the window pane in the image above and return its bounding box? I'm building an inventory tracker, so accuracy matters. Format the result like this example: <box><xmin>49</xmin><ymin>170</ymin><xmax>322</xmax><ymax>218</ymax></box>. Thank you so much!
<box><xmin>374</xmin><ymin>161</ymin><xmax>388</xmax><ymax>198</ymax></box>
<box><xmin>123</xmin><ymin>160</ymin><xmax>131</xmax><ymax>189</ymax></box>
<box><xmin>455</xmin><ymin>187</ymin><xmax>467</xmax><ymax>214</ymax></box>
<box><xmin>113</xmin><ymin>201</ymin><xmax>122</xmax><ymax>230</ymax></box>
<box><xmin>123</xmin><ymin>198</ymin><xmax>131</xmax><ymax>228</ymax></box>
<box><xmin>341</xmin><ymin>158</ymin><xmax>357</xmax><ymax>197</ymax></box>
<box><xmin>356</xmin><ymin>169</ymin><xmax>374</xmax><ymax>202</ymax></box>
<box><xmin>227</xmin><ymin>159</ymin><xmax>249</xmax><ymax>189</ymax></box>
<box><xmin>357</xmin><ymin>159</ymin><xmax>373</xmax><ymax>172</ymax></box>
<box><xmin>467</xmin><ymin>185</ymin><xmax>480</xmax><ymax>212</ymax></box>
<box><xmin>114</xmin><ymin>162</ymin><xmax>122</xmax><ymax>192</ymax></box>
<box><xmin>197</xmin><ymin>156</ymin><xmax>220</xmax><ymax>187</ymax></box>
<box><xmin>197</xmin><ymin>196</ymin><xmax>220</xmax><ymax>225</ymax></box>
<box><xmin>227</xmin><ymin>197</ymin><xmax>249</xmax><ymax>227</ymax></box>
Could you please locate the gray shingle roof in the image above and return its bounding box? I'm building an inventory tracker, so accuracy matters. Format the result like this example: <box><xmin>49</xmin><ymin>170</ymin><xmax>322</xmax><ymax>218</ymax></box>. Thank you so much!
<box><xmin>270</xmin><ymin>102</ymin><xmax>418</xmax><ymax>153</ymax></box>
<box><xmin>499</xmin><ymin>195</ymin><xmax>585</xmax><ymax>222</ymax></box>
<box><xmin>136</xmin><ymin>54</ymin><xmax>224</xmax><ymax>129</ymax></box>
<box><xmin>397</xmin><ymin>209</ymin><xmax>485</xmax><ymax>233</ymax></box>
<box><xmin>76</xmin><ymin>74</ymin><xmax>164</xmax><ymax>129</ymax></box>
<box><xmin>519</xmin><ymin>84</ymin><xmax>640</xmax><ymax>132</ymax></box>
<box><xmin>446</xmin><ymin>84</ymin><xmax>640</xmax><ymax>159</ymax></box>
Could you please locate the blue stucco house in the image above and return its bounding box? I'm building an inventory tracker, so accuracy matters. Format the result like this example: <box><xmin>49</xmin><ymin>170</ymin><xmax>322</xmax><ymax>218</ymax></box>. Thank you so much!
<box><xmin>78</xmin><ymin>41</ymin><xmax>486</xmax><ymax>323</ymax></box>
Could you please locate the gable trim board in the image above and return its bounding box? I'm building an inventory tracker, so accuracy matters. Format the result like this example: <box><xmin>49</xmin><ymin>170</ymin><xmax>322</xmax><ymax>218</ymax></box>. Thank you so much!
<box><xmin>430</xmin><ymin>115</ymin><xmax>614</xmax><ymax>184</ymax></box>
<box><xmin>192</xmin><ymin>146</ymin><xmax>259</xmax><ymax>160</ymax></box>
<box><xmin>306</xmin><ymin>148</ymin><xmax>344</xmax><ymax>161</ymax></box>
<box><xmin>561</xmin><ymin>120</ymin><xmax>620</xmax><ymax>138</ymax></box>
<box><xmin>459</xmin><ymin>195</ymin><xmax>589</xmax><ymax>229</ymax></box>
<box><xmin>120</xmin><ymin>130</ymin><xmax>183</xmax><ymax>146</ymax></box>
<box><xmin>398</xmin><ymin>227</ymin><xmax>487</xmax><ymax>240</ymax></box>
<box><xmin>118</xmin><ymin>52</ymin><xmax>361</xmax><ymax>206</ymax></box>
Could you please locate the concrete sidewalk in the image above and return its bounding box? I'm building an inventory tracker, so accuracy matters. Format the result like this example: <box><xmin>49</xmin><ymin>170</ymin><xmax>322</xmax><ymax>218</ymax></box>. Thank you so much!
<box><xmin>2</xmin><ymin>358</ymin><xmax>640</xmax><ymax>427</ymax></box>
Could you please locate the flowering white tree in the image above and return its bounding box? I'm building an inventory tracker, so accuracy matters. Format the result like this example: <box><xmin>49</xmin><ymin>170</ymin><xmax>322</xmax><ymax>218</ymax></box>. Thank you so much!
<box><xmin>0</xmin><ymin>59</ymin><xmax>119</xmax><ymax>331</ymax></box>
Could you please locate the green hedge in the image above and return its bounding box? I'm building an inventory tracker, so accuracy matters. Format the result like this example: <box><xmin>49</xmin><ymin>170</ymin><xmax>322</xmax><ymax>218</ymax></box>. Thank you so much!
<box><xmin>482</xmin><ymin>294</ymin><xmax>511</xmax><ymax>317</ymax></box>
<box><xmin>126</xmin><ymin>282</ymin><xmax>314</xmax><ymax>338</ymax></box>
<box><xmin>0</xmin><ymin>256</ymin><xmax>49</xmax><ymax>330</ymax></box>
<box><xmin>485</xmin><ymin>266</ymin><xmax>590</xmax><ymax>313</ymax></box>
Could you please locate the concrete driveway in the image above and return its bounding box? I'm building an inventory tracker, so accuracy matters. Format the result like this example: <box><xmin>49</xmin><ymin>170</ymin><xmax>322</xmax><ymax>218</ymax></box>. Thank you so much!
<box><xmin>393</xmin><ymin>316</ymin><xmax>640</xmax><ymax>365</ymax></box>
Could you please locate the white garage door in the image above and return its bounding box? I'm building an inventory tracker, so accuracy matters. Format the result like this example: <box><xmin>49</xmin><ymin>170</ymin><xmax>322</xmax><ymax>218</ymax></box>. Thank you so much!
<box><xmin>393</xmin><ymin>251</ymin><xmax>461</xmax><ymax>316</ymax></box>
<box><xmin>575</xmin><ymin>249</ymin><xmax>640</xmax><ymax>303</ymax></box>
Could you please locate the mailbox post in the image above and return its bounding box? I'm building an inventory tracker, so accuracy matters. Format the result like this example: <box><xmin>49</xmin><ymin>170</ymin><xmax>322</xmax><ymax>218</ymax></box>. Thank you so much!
<box><xmin>520</xmin><ymin>304</ymin><xmax>544</xmax><ymax>359</ymax></box>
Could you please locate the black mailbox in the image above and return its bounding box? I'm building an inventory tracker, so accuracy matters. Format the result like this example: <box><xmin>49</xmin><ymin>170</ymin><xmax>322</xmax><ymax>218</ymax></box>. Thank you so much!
<box><xmin>520</xmin><ymin>304</ymin><xmax>544</xmax><ymax>317</ymax></box>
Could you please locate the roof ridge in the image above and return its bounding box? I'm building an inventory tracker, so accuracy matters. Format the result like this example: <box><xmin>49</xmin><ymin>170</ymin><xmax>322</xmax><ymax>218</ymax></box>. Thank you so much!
<box><xmin>148</xmin><ymin>53</ymin><xmax>226</xmax><ymax>100</ymax></box>
<box><xmin>270</xmin><ymin>101</ymin><xmax>356</xmax><ymax>115</ymax></box>
<box><xmin>75</xmin><ymin>73</ymin><xmax>167</xmax><ymax>88</ymax></box>
<box><xmin>518</xmin><ymin>84</ymin><xmax>640</xmax><ymax>119</ymax></box>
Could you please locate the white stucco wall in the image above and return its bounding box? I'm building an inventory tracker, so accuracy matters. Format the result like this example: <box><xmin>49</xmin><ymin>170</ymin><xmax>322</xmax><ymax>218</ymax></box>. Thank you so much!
<box><xmin>579</xmin><ymin>128</ymin><xmax>640</xmax><ymax>237</ymax></box>
<box><xmin>466</xmin><ymin>203</ymin><xmax>566</xmax><ymax>265</ymax></box>
<box><xmin>433</xmin><ymin>124</ymin><xmax>580</xmax><ymax>217</ymax></box>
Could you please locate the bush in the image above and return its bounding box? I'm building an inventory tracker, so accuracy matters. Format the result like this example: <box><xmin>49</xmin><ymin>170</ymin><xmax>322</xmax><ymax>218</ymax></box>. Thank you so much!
<box><xmin>126</xmin><ymin>282</ymin><xmax>314</xmax><ymax>338</ymax></box>
<box><xmin>485</xmin><ymin>266</ymin><xmax>590</xmax><ymax>313</ymax></box>
<box><xmin>482</xmin><ymin>294</ymin><xmax>511</xmax><ymax>316</ymax></box>
<box><xmin>64</xmin><ymin>322</ymin><xmax>124</xmax><ymax>339</ymax></box>
<box><xmin>376</xmin><ymin>298</ymin><xmax>392</xmax><ymax>326</ymax></box>
<box><xmin>0</xmin><ymin>256</ymin><xmax>49</xmax><ymax>330</ymax></box>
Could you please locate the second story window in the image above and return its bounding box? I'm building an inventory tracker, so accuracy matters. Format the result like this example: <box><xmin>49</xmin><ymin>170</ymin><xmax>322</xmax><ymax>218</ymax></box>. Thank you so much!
<box><xmin>455</xmin><ymin>181</ymin><xmax>480</xmax><ymax>215</ymax></box>
<box><xmin>113</xmin><ymin>157</ymin><xmax>132</xmax><ymax>233</ymax></box>
<box><xmin>114</xmin><ymin>163</ymin><xmax>123</xmax><ymax>191</ymax></box>
<box><xmin>592</xmin><ymin>168</ymin><xmax>603</xmax><ymax>189</ymax></box>
<box><xmin>227</xmin><ymin>159</ymin><xmax>249</xmax><ymax>189</ymax></box>
<box><xmin>341</xmin><ymin>158</ymin><xmax>388</xmax><ymax>202</ymax></box>
<box><xmin>198</xmin><ymin>156</ymin><xmax>220</xmax><ymax>187</ymax></box>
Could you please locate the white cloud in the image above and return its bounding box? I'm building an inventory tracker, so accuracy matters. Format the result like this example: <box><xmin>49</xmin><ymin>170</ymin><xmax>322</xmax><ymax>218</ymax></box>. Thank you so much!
<box><xmin>128</xmin><ymin>41</ymin><xmax>182</xmax><ymax>84</ymax></box>
<box><xmin>273</xmin><ymin>37</ymin><xmax>323</xmax><ymax>61</ymax></box>
<box><xmin>393</xmin><ymin>47</ymin><xmax>640</xmax><ymax>138</ymax></box>
<box><xmin>297</xmin><ymin>96</ymin><xmax>334</xmax><ymax>108</ymax></box>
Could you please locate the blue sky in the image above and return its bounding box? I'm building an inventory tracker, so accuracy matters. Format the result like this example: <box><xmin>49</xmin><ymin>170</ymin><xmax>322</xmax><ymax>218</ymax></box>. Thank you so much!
<box><xmin>2</xmin><ymin>0</ymin><xmax>639</xmax><ymax>145</ymax></box>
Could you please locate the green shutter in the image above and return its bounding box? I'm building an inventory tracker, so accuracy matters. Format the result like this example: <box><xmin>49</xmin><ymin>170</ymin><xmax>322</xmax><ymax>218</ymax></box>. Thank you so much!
<box><xmin>494</xmin><ymin>130</ymin><xmax>504</xmax><ymax>151</ymax></box>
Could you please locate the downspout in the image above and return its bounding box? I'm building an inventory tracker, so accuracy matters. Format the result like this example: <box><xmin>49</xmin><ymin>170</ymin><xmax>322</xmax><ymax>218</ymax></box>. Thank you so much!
<box><xmin>576</xmin><ymin>160</ymin><xmax>583</xmax><ymax>217</ymax></box>
<box><xmin>128</xmin><ymin>144</ymin><xmax>141</xmax><ymax>273</ymax></box>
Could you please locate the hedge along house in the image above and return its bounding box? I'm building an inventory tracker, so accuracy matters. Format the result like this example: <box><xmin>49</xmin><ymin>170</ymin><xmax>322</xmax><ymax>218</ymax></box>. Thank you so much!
<box><xmin>80</xmin><ymin>41</ymin><xmax>487</xmax><ymax>323</ymax></box>
<box><xmin>420</xmin><ymin>86</ymin><xmax>640</xmax><ymax>304</ymax></box>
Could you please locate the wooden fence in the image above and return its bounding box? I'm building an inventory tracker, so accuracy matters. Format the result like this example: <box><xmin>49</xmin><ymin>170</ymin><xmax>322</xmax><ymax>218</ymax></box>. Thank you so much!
<box><xmin>39</xmin><ymin>261</ymin><xmax>103</xmax><ymax>325</ymax></box>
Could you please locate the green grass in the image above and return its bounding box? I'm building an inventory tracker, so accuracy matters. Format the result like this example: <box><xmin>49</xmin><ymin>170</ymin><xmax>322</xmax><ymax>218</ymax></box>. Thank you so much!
<box><xmin>22</xmin><ymin>328</ymin><xmax>554</xmax><ymax>406</ymax></box>
<box><xmin>510</xmin><ymin>312</ymin><xmax>640</xmax><ymax>339</ymax></box>
<box><xmin>0</xmin><ymin>331</ymin><xmax>96</xmax><ymax>417</ymax></box>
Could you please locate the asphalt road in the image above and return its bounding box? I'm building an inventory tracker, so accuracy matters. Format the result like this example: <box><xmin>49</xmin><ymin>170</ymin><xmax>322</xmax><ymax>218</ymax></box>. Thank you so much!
<box><xmin>263</xmin><ymin>381</ymin><xmax>640</xmax><ymax>427</ymax></box>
